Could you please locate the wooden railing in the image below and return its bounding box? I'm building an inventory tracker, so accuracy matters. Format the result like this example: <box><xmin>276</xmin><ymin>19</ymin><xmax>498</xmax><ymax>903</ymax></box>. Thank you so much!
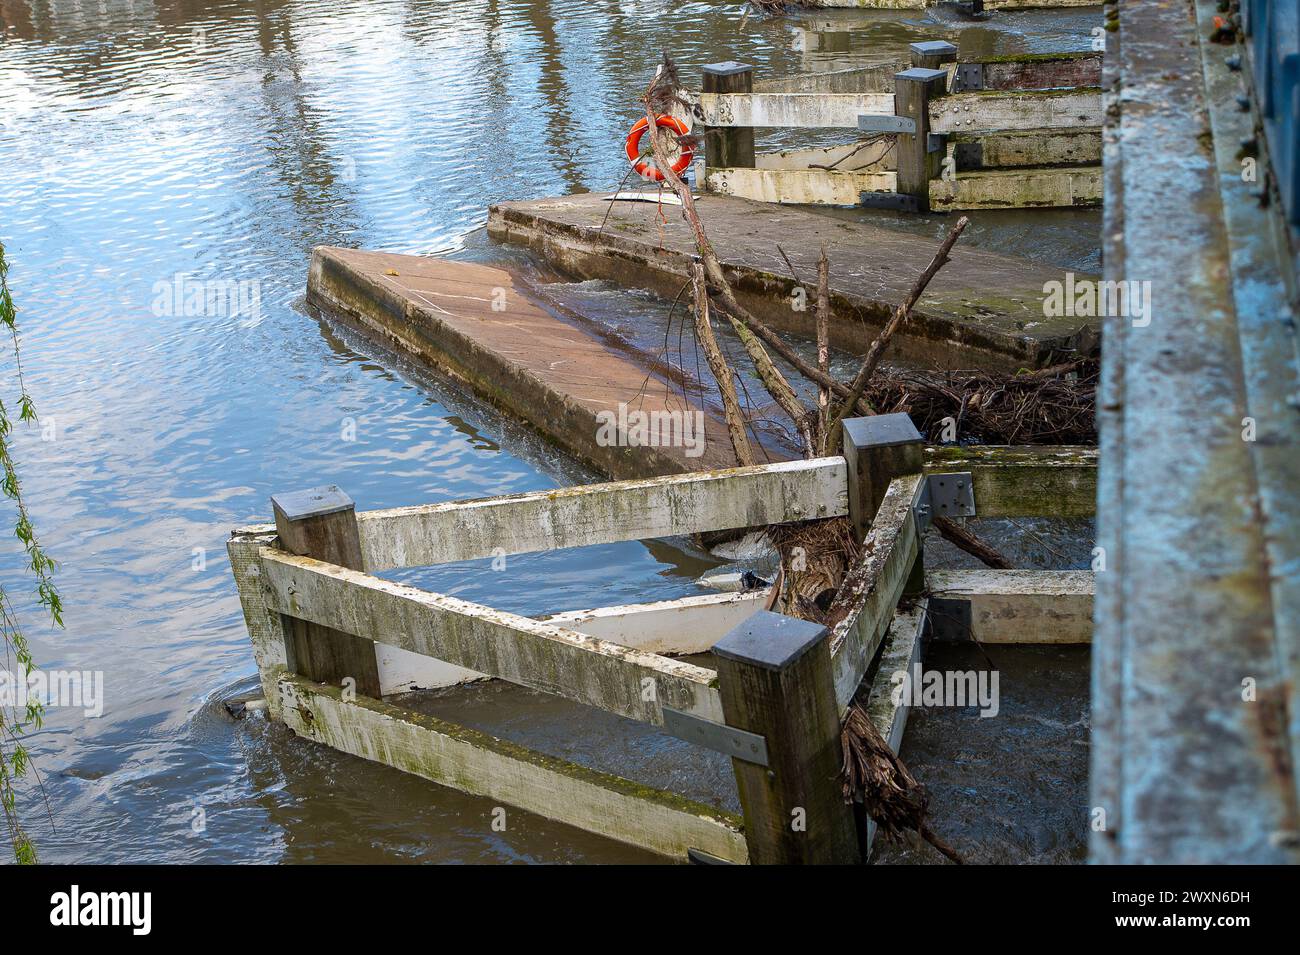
<box><xmin>687</xmin><ymin>45</ymin><xmax>1102</xmax><ymax>211</ymax></box>
<box><xmin>228</xmin><ymin>416</ymin><xmax>1097</xmax><ymax>864</ymax></box>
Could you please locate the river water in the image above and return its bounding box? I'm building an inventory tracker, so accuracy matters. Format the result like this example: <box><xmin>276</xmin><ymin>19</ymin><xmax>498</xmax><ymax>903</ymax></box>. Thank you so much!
<box><xmin>1</xmin><ymin>0</ymin><xmax>1097</xmax><ymax>863</ymax></box>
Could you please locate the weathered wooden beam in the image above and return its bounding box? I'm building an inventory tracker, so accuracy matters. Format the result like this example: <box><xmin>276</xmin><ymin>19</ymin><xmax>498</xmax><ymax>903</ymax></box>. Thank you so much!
<box><xmin>353</xmin><ymin>457</ymin><xmax>847</xmax><ymax>572</ymax></box>
<box><xmin>930</xmin><ymin>88</ymin><xmax>1102</xmax><ymax>134</ymax></box>
<box><xmin>227</xmin><ymin>530</ymin><xmax>290</xmax><ymax>719</ymax></box>
<box><xmin>695</xmin><ymin>92</ymin><xmax>894</xmax><ymax>129</ymax></box>
<box><xmin>714</xmin><ymin>611</ymin><xmax>860</xmax><ymax>865</ymax></box>
<box><xmin>258</xmin><ymin>549</ymin><xmax>723</xmax><ymax>725</ymax></box>
<box><xmin>272</xmin><ymin>486</ymin><xmax>382</xmax><ymax>699</ymax></box>
<box><xmin>930</xmin><ymin>165</ymin><xmax>1102</xmax><ymax>209</ymax></box>
<box><xmin>279</xmin><ymin>676</ymin><xmax>748</xmax><ymax>863</ymax></box>
<box><xmin>755</xmin><ymin>141</ymin><xmax>894</xmax><ymax>173</ymax></box>
<box><xmin>927</xmin><ymin>569</ymin><xmax>1093</xmax><ymax>643</ymax></box>
<box><xmin>539</xmin><ymin>591</ymin><xmax>767</xmax><ymax>655</ymax></box>
<box><xmin>297</xmin><ymin>591</ymin><xmax>768</xmax><ymax>696</ymax></box>
<box><xmin>829</xmin><ymin>473</ymin><xmax>925</xmax><ymax>711</ymax></box>
<box><xmin>922</xmin><ymin>445</ymin><xmax>1096</xmax><ymax>518</ymax></box>
<box><xmin>863</xmin><ymin>600</ymin><xmax>927</xmax><ymax>856</ymax></box>
<box><xmin>979</xmin><ymin>52</ymin><xmax>1103</xmax><ymax>91</ymax></box>
<box><xmin>754</xmin><ymin>63</ymin><xmax>899</xmax><ymax>95</ymax></box>
<box><xmin>702</xmin><ymin>62</ymin><xmax>755</xmax><ymax>170</ymax></box>
<box><xmin>950</xmin><ymin>129</ymin><xmax>1101</xmax><ymax>169</ymax></box>
<box><xmin>705</xmin><ymin>167</ymin><xmax>897</xmax><ymax>206</ymax></box>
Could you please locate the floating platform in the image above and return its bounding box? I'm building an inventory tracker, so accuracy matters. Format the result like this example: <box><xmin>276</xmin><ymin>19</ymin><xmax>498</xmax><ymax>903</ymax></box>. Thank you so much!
<box><xmin>306</xmin><ymin>247</ymin><xmax>751</xmax><ymax>478</ymax></box>
<box><xmin>487</xmin><ymin>193</ymin><xmax>1096</xmax><ymax>371</ymax></box>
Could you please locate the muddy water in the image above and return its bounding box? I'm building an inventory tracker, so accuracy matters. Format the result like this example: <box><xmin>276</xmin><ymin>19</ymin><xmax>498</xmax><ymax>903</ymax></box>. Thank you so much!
<box><xmin>0</xmin><ymin>0</ymin><xmax>1098</xmax><ymax>863</ymax></box>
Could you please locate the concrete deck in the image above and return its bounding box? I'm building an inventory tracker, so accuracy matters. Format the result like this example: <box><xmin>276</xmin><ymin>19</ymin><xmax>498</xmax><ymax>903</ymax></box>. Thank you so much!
<box><xmin>487</xmin><ymin>192</ymin><xmax>1097</xmax><ymax>371</ymax></box>
<box><xmin>306</xmin><ymin>247</ymin><xmax>749</xmax><ymax>479</ymax></box>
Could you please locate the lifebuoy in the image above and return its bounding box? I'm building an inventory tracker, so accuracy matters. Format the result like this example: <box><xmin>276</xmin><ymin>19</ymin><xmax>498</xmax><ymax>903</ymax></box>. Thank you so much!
<box><xmin>624</xmin><ymin>114</ymin><xmax>693</xmax><ymax>182</ymax></box>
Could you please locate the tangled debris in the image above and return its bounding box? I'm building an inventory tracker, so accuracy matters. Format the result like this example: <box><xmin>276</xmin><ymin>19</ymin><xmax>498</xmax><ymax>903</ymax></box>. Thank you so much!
<box><xmin>865</xmin><ymin>360</ymin><xmax>1099</xmax><ymax>445</ymax></box>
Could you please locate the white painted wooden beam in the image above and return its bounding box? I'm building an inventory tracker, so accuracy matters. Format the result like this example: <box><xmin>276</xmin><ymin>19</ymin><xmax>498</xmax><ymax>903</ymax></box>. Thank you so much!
<box><xmin>696</xmin><ymin>92</ymin><xmax>894</xmax><ymax>128</ymax></box>
<box><xmin>279</xmin><ymin>676</ymin><xmax>748</xmax><ymax>863</ymax></box>
<box><xmin>927</xmin><ymin>569</ymin><xmax>1094</xmax><ymax>643</ymax></box>
<box><xmin>259</xmin><ymin>549</ymin><xmax>723</xmax><ymax>725</ymax></box>
<box><xmin>354</xmin><ymin>457</ymin><xmax>848</xmax><ymax>571</ymax></box>
<box><xmin>540</xmin><ymin>590</ymin><xmax>768</xmax><ymax>655</ymax></box>
<box><xmin>706</xmin><ymin>167</ymin><xmax>897</xmax><ymax>206</ymax></box>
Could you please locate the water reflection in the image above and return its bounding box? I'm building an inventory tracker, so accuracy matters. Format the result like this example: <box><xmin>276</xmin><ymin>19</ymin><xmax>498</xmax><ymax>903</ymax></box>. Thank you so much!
<box><xmin>0</xmin><ymin>0</ymin><xmax>1097</xmax><ymax>862</ymax></box>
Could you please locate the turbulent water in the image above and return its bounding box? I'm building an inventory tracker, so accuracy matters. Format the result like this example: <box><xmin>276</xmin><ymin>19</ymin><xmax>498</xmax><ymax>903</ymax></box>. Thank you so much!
<box><xmin>0</xmin><ymin>0</ymin><xmax>1098</xmax><ymax>863</ymax></box>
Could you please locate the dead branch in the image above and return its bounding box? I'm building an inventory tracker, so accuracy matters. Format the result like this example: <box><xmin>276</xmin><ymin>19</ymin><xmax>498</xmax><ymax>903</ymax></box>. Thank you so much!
<box><xmin>825</xmin><ymin>216</ymin><xmax>970</xmax><ymax>454</ymax></box>
<box><xmin>691</xmin><ymin>261</ymin><xmax>755</xmax><ymax>466</ymax></box>
<box><xmin>815</xmin><ymin>247</ymin><xmax>831</xmax><ymax>451</ymax></box>
<box><xmin>639</xmin><ymin>69</ymin><xmax>869</xmax><ymax>430</ymax></box>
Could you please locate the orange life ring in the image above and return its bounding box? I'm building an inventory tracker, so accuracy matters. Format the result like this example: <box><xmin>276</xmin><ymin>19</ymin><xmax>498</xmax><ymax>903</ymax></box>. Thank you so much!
<box><xmin>624</xmin><ymin>114</ymin><xmax>693</xmax><ymax>182</ymax></box>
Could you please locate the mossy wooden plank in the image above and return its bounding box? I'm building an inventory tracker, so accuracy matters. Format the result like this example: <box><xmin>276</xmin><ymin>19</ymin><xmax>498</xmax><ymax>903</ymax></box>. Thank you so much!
<box><xmin>259</xmin><ymin>549</ymin><xmax>723</xmax><ymax>725</ymax></box>
<box><xmin>279</xmin><ymin>676</ymin><xmax>748</xmax><ymax>863</ymax></box>
<box><xmin>930</xmin><ymin>165</ymin><xmax>1102</xmax><ymax>209</ymax></box>
<box><xmin>930</xmin><ymin>88</ymin><xmax>1102</xmax><ymax>135</ymax></box>
<box><xmin>923</xmin><ymin>445</ymin><xmax>1097</xmax><ymax>518</ymax></box>
<box><xmin>829</xmin><ymin>473</ymin><xmax>924</xmax><ymax>711</ymax></box>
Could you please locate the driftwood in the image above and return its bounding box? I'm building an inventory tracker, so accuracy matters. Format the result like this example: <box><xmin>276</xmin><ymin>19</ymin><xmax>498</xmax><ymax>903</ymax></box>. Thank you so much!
<box><xmin>691</xmin><ymin>262</ymin><xmax>755</xmax><ymax>465</ymax></box>
<box><xmin>933</xmin><ymin>516</ymin><xmax>1013</xmax><ymax>569</ymax></box>
<box><xmin>841</xmin><ymin>702</ymin><xmax>963</xmax><ymax>863</ymax></box>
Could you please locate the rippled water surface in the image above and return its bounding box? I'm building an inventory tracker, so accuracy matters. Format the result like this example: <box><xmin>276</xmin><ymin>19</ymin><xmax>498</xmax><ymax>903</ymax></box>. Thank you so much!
<box><xmin>1</xmin><ymin>0</ymin><xmax>1098</xmax><ymax>863</ymax></box>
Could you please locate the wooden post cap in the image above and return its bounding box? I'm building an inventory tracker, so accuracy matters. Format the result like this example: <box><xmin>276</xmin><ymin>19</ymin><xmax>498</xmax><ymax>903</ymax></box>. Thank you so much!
<box><xmin>842</xmin><ymin>413</ymin><xmax>923</xmax><ymax>450</ymax></box>
<box><xmin>910</xmin><ymin>40</ymin><xmax>957</xmax><ymax>58</ymax></box>
<box><xmin>271</xmin><ymin>485</ymin><xmax>355</xmax><ymax>523</ymax></box>
<box><xmin>702</xmin><ymin>61</ymin><xmax>753</xmax><ymax>77</ymax></box>
<box><xmin>895</xmin><ymin>66</ymin><xmax>948</xmax><ymax>89</ymax></box>
<box><xmin>713</xmin><ymin>610</ymin><xmax>829</xmax><ymax>672</ymax></box>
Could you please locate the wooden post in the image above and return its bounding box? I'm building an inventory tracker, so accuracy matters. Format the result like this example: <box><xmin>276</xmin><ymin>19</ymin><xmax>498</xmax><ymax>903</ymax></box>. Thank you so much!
<box><xmin>843</xmin><ymin>414</ymin><xmax>925</xmax><ymax>594</ymax></box>
<box><xmin>702</xmin><ymin>62</ymin><xmax>755</xmax><ymax>171</ymax></box>
<box><xmin>271</xmin><ymin>485</ymin><xmax>382</xmax><ymax>699</ymax></box>
<box><xmin>713</xmin><ymin>610</ymin><xmax>859</xmax><ymax>865</ymax></box>
<box><xmin>910</xmin><ymin>40</ymin><xmax>957</xmax><ymax>71</ymax></box>
<box><xmin>893</xmin><ymin>67</ymin><xmax>947</xmax><ymax>212</ymax></box>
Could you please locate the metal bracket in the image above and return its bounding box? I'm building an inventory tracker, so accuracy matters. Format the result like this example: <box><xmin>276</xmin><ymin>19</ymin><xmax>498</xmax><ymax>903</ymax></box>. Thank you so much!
<box><xmin>953</xmin><ymin>140</ymin><xmax>983</xmax><ymax>169</ymax></box>
<box><xmin>952</xmin><ymin>62</ymin><xmax>984</xmax><ymax>93</ymax></box>
<box><xmin>912</xmin><ymin>471</ymin><xmax>976</xmax><ymax>533</ymax></box>
<box><xmin>858</xmin><ymin>114</ymin><xmax>916</xmax><ymax>134</ymax></box>
<box><xmin>662</xmin><ymin>707</ymin><xmax>769</xmax><ymax>766</ymax></box>
<box><xmin>927</xmin><ymin>132</ymin><xmax>946</xmax><ymax>154</ymax></box>
<box><xmin>860</xmin><ymin>191</ymin><xmax>920</xmax><ymax>212</ymax></box>
<box><xmin>927</xmin><ymin>596</ymin><xmax>974</xmax><ymax>642</ymax></box>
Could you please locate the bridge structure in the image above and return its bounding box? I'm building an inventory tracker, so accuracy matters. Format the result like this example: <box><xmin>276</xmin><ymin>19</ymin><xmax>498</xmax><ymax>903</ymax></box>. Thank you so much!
<box><xmin>1092</xmin><ymin>0</ymin><xmax>1300</xmax><ymax>863</ymax></box>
